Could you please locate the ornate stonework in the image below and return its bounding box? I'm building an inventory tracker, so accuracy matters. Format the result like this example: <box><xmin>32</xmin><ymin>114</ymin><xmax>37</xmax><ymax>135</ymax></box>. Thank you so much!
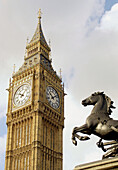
<box><xmin>5</xmin><ymin>11</ymin><xmax>65</xmax><ymax>170</ymax></box>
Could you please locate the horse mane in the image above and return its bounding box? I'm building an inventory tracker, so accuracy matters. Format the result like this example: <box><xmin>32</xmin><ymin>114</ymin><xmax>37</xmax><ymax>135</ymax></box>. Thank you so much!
<box><xmin>92</xmin><ymin>92</ymin><xmax>115</xmax><ymax>115</ymax></box>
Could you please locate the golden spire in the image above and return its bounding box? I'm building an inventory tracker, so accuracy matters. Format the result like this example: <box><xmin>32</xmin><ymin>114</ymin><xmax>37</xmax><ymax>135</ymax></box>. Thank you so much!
<box><xmin>27</xmin><ymin>9</ymin><xmax>51</xmax><ymax>57</ymax></box>
<box><xmin>60</xmin><ymin>68</ymin><xmax>62</xmax><ymax>79</ymax></box>
<box><xmin>12</xmin><ymin>64</ymin><xmax>16</xmax><ymax>76</ymax></box>
<box><xmin>49</xmin><ymin>39</ymin><xmax>51</xmax><ymax>47</ymax></box>
<box><xmin>49</xmin><ymin>39</ymin><xmax>52</xmax><ymax>60</ymax></box>
<box><xmin>38</xmin><ymin>8</ymin><xmax>42</xmax><ymax>23</ymax></box>
<box><xmin>27</xmin><ymin>37</ymin><xmax>29</xmax><ymax>44</ymax></box>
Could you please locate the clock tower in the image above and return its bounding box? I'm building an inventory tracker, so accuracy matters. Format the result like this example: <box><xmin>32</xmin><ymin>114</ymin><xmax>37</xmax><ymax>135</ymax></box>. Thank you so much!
<box><xmin>5</xmin><ymin>10</ymin><xmax>65</xmax><ymax>170</ymax></box>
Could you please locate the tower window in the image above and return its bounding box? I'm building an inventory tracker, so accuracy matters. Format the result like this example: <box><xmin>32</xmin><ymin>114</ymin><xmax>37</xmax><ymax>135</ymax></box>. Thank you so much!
<box><xmin>34</xmin><ymin>57</ymin><xmax>37</xmax><ymax>62</ymax></box>
<box><xmin>16</xmin><ymin>127</ymin><xmax>19</xmax><ymax>147</ymax></box>
<box><xmin>25</xmin><ymin>124</ymin><xmax>28</xmax><ymax>145</ymax></box>
<box><xmin>28</xmin><ymin>124</ymin><xmax>31</xmax><ymax>144</ymax></box>
<box><xmin>29</xmin><ymin>60</ymin><xmax>32</xmax><ymax>65</ymax></box>
<box><xmin>24</xmin><ymin>157</ymin><xmax>26</xmax><ymax>170</ymax></box>
<box><xmin>50</xmin><ymin>129</ymin><xmax>52</xmax><ymax>149</ymax></box>
<box><xmin>27</xmin><ymin>155</ymin><xmax>29</xmax><ymax>170</ymax></box>
<box><xmin>19</xmin><ymin>126</ymin><xmax>22</xmax><ymax>147</ymax></box>
<box><xmin>15</xmin><ymin>158</ymin><xmax>17</xmax><ymax>169</ymax></box>
<box><xmin>53</xmin><ymin>130</ymin><xmax>55</xmax><ymax>150</ymax></box>
<box><xmin>23</xmin><ymin>109</ymin><xmax>25</xmax><ymax>114</ymax></box>
<box><xmin>18</xmin><ymin>159</ymin><xmax>20</xmax><ymax>170</ymax></box>
<box><xmin>42</xmin><ymin>153</ymin><xmax>44</xmax><ymax>170</ymax></box>
<box><xmin>43</xmin><ymin>125</ymin><xmax>44</xmax><ymax>145</ymax></box>
<box><xmin>45</xmin><ymin>126</ymin><xmax>47</xmax><ymax>146</ymax></box>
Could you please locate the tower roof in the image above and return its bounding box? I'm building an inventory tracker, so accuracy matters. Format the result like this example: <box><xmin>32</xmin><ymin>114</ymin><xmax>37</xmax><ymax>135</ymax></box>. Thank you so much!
<box><xmin>13</xmin><ymin>10</ymin><xmax>57</xmax><ymax>78</ymax></box>
<box><xmin>27</xmin><ymin>9</ymin><xmax>50</xmax><ymax>52</ymax></box>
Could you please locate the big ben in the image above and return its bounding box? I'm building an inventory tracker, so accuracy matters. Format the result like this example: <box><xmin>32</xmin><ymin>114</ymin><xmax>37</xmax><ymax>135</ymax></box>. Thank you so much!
<box><xmin>5</xmin><ymin>10</ymin><xmax>65</xmax><ymax>170</ymax></box>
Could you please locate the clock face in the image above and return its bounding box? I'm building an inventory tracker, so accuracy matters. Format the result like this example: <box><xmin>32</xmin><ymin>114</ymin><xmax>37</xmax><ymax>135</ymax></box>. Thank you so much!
<box><xmin>13</xmin><ymin>84</ymin><xmax>31</xmax><ymax>107</ymax></box>
<box><xmin>46</xmin><ymin>86</ymin><xmax>60</xmax><ymax>109</ymax></box>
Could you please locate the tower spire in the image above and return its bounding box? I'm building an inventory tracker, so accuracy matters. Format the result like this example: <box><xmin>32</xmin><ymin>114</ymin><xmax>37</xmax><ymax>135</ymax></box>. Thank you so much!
<box><xmin>27</xmin><ymin>9</ymin><xmax>50</xmax><ymax>53</ymax></box>
<box><xmin>12</xmin><ymin>64</ymin><xmax>16</xmax><ymax>76</ymax></box>
<box><xmin>60</xmin><ymin>68</ymin><xmax>62</xmax><ymax>79</ymax></box>
<box><xmin>38</xmin><ymin>8</ymin><xmax>42</xmax><ymax>22</ymax></box>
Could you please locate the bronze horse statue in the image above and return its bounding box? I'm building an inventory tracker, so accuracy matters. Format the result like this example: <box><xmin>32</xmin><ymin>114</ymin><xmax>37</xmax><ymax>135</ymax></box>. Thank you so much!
<box><xmin>72</xmin><ymin>92</ymin><xmax>118</xmax><ymax>159</ymax></box>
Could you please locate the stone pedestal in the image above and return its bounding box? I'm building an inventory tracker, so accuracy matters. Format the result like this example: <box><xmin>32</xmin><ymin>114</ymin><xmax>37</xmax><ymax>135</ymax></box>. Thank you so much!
<box><xmin>74</xmin><ymin>157</ymin><xmax>118</xmax><ymax>170</ymax></box>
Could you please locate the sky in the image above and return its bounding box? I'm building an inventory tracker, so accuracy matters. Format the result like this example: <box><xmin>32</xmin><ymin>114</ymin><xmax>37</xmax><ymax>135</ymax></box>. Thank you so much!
<box><xmin>1</xmin><ymin>0</ymin><xmax>118</xmax><ymax>169</ymax></box>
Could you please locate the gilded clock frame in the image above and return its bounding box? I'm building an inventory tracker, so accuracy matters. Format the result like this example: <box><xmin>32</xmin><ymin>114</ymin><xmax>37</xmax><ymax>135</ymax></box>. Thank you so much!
<box><xmin>12</xmin><ymin>75</ymin><xmax>33</xmax><ymax>111</ymax></box>
<box><xmin>45</xmin><ymin>82</ymin><xmax>62</xmax><ymax>113</ymax></box>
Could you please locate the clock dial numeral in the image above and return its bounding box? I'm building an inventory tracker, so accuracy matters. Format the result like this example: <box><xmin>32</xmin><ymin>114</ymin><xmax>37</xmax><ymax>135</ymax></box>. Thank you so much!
<box><xmin>46</xmin><ymin>86</ymin><xmax>60</xmax><ymax>109</ymax></box>
<box><xmin>14</xmin><ymin>84</ymin><xmax>31</xmax><ymax>107</ymax></box>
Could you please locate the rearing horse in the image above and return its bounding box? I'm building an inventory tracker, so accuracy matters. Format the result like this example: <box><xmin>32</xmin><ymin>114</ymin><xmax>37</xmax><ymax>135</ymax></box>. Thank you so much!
<box><xmin>72</xmin><ymin>92</ymin><xmax>118</xmax><ymax>159</ymax></box>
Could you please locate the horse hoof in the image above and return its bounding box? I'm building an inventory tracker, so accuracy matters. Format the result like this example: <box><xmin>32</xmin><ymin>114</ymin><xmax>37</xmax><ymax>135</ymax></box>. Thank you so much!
<box><xmin>74</xmin><ymin>141</ymin><xmax>77</xmax><ymax>146</ymax></box>
<box><xmin>72</xmin><ymin>139</ymin><xmax>77</xmax><ymax>146</ymax></box>
<box><xmin>96</xmin><ymin>142</ymin><xmax>100</xmax><ymax>147</ymax></box>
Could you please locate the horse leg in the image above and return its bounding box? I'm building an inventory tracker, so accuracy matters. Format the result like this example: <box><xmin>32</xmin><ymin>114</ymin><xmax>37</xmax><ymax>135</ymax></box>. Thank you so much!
<box><xmin>111</xmin><ymin>126</ymin><xmax>118</xmax><ymax>133</ymax></box>
<box><xmin>72</xmin><ymin>124</ymin><xmax>90</xmax><ymax>146</ymax></box>
<box><xmin>102</xmin><ymin>147</ymin><xmax>118</xmax><ymax>159</ymax></box>
<box><xmin>106</xmin><ymin>143</ymin><xmax>118</xmax><ymax>151</ymax></box>
<box><xmin>97</xmin><ymin>139</ymin><xmax>118</xmax><ymax>152</ymax></box>
<box><xmin>96</xmin><ymin>139</ymin><xmax>106</xmax><ymax>152</ymax></box>
<box><xmin>102</xmin><ymin>140</ymin><xmax>117</xmax><ymax>146</ymax></box>
<box><xmin>102</xmin><ymin>150</ymin><xmax>113</xmax><ymax>159</ymax></box>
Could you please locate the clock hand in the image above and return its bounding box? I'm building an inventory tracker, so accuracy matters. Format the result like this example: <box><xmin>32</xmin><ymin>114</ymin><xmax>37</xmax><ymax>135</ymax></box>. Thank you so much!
<box><xmin>22</xmin><ymin>90</ymin><xmax>26</xmax><ymax>95</ymax></box>
<box><xmin>53</xmin><ymin>95</ymin><xmax>58</xmax><ymax>98</ymax></box>
<box><xmin>51</xmin><ymin>94</ymin><xmax>56</xmax><ymax>100</ymax></box>
<box><xmin>19</xmin><ymin>93</ymin><xmax>24</xmax><ymax>97</ymax></box>
<box><xmin>20</xmin><ymin>89</ymin><xmax>27</xmax><ymax>96</ymax></box>
<box><xmin>49</xmin><ymin>92</ymin><xmax>54</xmax><ymax>98</ymax></box>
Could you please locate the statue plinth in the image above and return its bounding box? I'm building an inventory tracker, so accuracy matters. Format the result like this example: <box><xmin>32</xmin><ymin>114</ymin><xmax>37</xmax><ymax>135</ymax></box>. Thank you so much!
<box><xmin>74</xmin><ymin>157</ymin><xmax>118</xmax><ymax>170</ymax></box>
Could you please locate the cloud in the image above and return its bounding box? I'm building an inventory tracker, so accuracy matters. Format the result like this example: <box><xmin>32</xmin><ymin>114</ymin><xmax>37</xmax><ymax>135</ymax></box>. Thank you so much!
<box><xmin>0</xmin><ymin>111</ymin><xmax>6</xmax><ymax>119</ymax></box>
<box><xmin>66</xmin><ymin>2</ymin><xmax>118</xmax><ymax>101</ymax></box>
<box><xmin>0</xmin><ymin>134</ymin><xmax>7</xmax><ymax>168</ymax></box>
<box><xmin>86</xmin><ymin>0</ymin><xmax>105</xmax><ymax>33</ymax></box>
<box><xmin>97</xmin><ymin>3</ymin><xmax>118</xmax><ymax>31</ymax></box>
<box><xmin>0</xmin><ymin>97</ymin><xmax>7</xmax><ymax>119</ymax></box>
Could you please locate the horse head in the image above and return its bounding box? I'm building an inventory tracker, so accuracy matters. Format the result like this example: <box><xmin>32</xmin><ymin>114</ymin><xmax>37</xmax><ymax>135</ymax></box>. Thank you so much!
<box><xmin>82</xmin><ymin>92</ymin><xmax>104</xmax><ymax>106</ymax></box>
<box><xmin>82</xmin><ymin>92</ymin><xmax>116</xmax><ymax>114</ymax></box>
